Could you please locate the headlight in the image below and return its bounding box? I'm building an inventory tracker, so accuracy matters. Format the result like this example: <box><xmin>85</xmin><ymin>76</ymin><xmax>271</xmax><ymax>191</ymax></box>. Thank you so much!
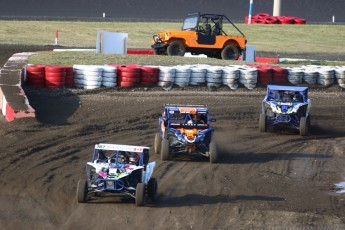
<box><xmin>153</xmin><ymin>35</ymin><xmax>160</xmax><ymax>43</ymax></box>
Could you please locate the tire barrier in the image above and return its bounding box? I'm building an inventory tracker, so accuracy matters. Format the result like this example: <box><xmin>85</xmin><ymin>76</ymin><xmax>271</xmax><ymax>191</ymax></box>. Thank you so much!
<box><xmin>189</xmin><ymin>65</ymin><xmax>207</xmax><ymax>86</ymax></box>
<box><xmin>102</xmin><ymin>65</ymin><xmax>117</xmax><ymax>88</ymax></box>
<box><xmin>140</xmin><ymin>66</ymin><xmax>159</xmax><ymax>86</ymax></box>
<box><xmin>245</xmin><ymin>13</ymin><xmax>306</xmax><ymax>25</ymax></box>
<box><xmin>157</xmin><ymin>66</ymin><xmax>175</xmax><ymax>91</ymax></box>
<box><xmin>256</xmin><ymin>65</ymin><xmax>272</xmax><ymax>86</ymax></box>
<box><xmin>174</xmin><ymin>65</ymin><xmax>191</xmax><ymax>88</ymax></box>
<box><xmin>239</xmin><ymin>67</ymin><xmax>258</xmax><ymax>89</ymax></box>
<box><xmin>287</xmin><ymin>68</ymin><xmax>304</xmax><ymax>85</ymax></box>
<box><xmin>118</xmin><ymin>64</ymin><xmax>141</xmax><ymax>87</ymax></box>
<box><xmin>64</xmin><ymin>66</ymin><xmax>74</xmax><ymax>88</ymax></box>
<box><xmin>222</xmin><ymin>66</ymin><xmax>240</xmax><ymax>90</ymax></box>
<box><xmin>272</xmin><ymin>66</ymin><xmax>288</xmax><ymax>84</ymax></box>
<box><xmin>206</xmin><ymin>66</ymin><xmax>223</xmax><ymax>89</ymax></box>
<box><xmin>335</xmin><ymin>67</ymin><xmax>345</xmax><ymax>88</ymax></box>
<box><xmin>26</xmin><ymin>64</ymin><xmax>45</xmax><ymax>88</ymax></box>
<box><xmin>45</xmin><ymin>65</ymin><xmax>66</xmax><ymax>89</ymax></box>
<box><xmin>26</xmin><ymin>64</ymin><xmax>345</xmax><ymax>90</ymax></box>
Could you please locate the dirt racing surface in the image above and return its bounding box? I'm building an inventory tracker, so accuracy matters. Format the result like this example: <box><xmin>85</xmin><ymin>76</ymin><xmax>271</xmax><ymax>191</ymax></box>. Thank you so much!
<box><xmin>1</xmin><ymin>46</ymin><xmax>345</xmax><ymax>229</ymax></box>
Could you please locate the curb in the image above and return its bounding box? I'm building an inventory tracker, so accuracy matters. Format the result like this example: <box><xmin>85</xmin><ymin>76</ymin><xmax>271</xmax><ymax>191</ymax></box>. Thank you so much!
<box><xmin>0</xmin><ymin>52</ymin><xmax>36</xmax><ymax>122</ymax></box>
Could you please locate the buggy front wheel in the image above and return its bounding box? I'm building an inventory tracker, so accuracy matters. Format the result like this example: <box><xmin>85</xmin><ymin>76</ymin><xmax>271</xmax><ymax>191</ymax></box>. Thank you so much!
<box><xmin>161</xmin><ymin>139</ymin><xmax>170</xmax><ymax>161</ymax></box>
<box><xmin>300</xmin><ymin>117</ymin><xmax>309</xmax><ymax>136</ymax></box>
<box><xmin>147</xmin><ymin>178</ymin><xmax>158</xmax><ymax>202</ymax></box>
<box><xmin>209</xmin><ymin>142</ymin><xmax>218</xmax><ymax>164</ymax></box>
<box><xmin>259</xmin><ymin>113</ymin><xmax>267</xmax><ymax>132</ymax></box>
<box><xmin>154</xmin><ymin>133</ymin><xmax>162</xmax><ymax>154</ymax></box>
<box><xmin>135</xmin><ymin>183</ymin><xmax>146</xmax><ymax>206</ymax></box>
<box><xmin>77</xmin><ymin>179</ymin><xmax>88</xmax><ymax>203</ymax></box>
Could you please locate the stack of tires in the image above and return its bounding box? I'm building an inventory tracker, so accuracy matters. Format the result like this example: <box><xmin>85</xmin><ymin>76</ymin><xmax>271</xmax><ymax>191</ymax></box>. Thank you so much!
<box><xmin>239</xmin><ymin>67</ymin><xmax>258</xmax><ymax>89</ymax></box>
<box><xmin>245</xmin><ymin>13</ymin><xmax>306</xmax><ymax>25</ymax></box>
<box><xmin>26</xmin><ymin>64</ymin><xmax>45</xmax><ymax>88</ymax></box>
<box><xmin>158</xmin><ymin>66</ymin><xmax>175</xmax><ymax>90</ymax></box>
<box><xmin>222</xmin><ymin>66</ymin><xmax>240</xmax><ymax>90</ymax></box>
<box><xmin>45</xmin><ymin>65</ymin><xmax>66</xmax><ymax>89</ymax></box>
<box><xmin>317</xmin><ymin>67</ymin><xmax>335</xmax><ymax>86</ymax></box>
<box><xmin>335</xmin><ymin>67</ymin><xmax>345</xmax><ymax>88</ymax></box>
<box><xmin>140</xmin><ymin>66</ymin><xmax>159</xmax><ymax>86</ymax></box>
<box><xmin>174</xmin><ymin>65</ymin><xmax>191</xmax><ymax>88</ymax></box>
<box><xmin>287</xmin><ymin>68</ymin><xmax>304</xmax><ymax>85</ymax></box>
<box><xmin>102</xmin><ymin>66</ymin><xmax>117</xmax><ymax>88</ymax></box>
<box><xmin>301</xmin><ymin>66</ymin><xmax>319</xmax><ymax>85</ymax></box>
<box><xmin>64</xmin><ymin>66</ymin><xmax>74</xmax><ymax>88</ymax></box>
<box><xmin>206</xmin><ymin>66</ymin><xmax>223</xmax><ymax>89</ymax></box>
<box><xmin>73</xmin><ymin>65</ymin><xmax>103</xmax><ymax>89</ymax></box>
<box><xmin>271</xmin><ymin>66</ymin><xmax>288</xmax><ymax>84</ymax></box>
<box><xmin>118</xmin><ymin>64</ymin><xmax>141</xmax><ymax>87</ymax></box>
<box><xmin>189</xmin><ymin>65</ymin><xmax>207</xmax><ymax>86</ymax></box>
<box><xmin>256</xmin><ymin>65</ymin><xmax>272</xmax><ymax>86</ymax></box>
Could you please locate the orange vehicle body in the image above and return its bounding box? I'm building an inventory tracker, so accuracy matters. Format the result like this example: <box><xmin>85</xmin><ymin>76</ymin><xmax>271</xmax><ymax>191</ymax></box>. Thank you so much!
<box><xmin>152</xmin><ymin>13</ymin><xmax>247</xmax><ymax>60</ymax></box>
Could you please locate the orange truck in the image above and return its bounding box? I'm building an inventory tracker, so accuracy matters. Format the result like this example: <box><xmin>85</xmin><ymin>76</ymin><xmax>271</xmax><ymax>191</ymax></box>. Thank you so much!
<box><xmin>151</xmin><ymin>13</ymin><xmax>247</xmax><ymax>60</ymax></box>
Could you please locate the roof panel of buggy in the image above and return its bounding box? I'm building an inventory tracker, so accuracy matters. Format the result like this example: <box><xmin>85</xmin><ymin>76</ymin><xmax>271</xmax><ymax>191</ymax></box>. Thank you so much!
<box><xmin>94</xmin><ymin>143</ymin><xmax>149</xmax><ymax>153</ymax></box>
<box><xmin>164</xmin><ymin>104</ymin><xmax>208</xmax><ymax>114</ymax></box>
<box><xmin>267</xmin><ymin>85</ymin><xmax>308</xmax><ymax>92</ymax></box>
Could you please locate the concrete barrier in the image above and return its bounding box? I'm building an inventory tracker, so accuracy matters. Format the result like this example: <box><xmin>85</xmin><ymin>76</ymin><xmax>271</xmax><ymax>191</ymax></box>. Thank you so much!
<box><xmin>0</xmin><ymin>52</ymin><xmax>36</xmax><ymax>122</ymax></box>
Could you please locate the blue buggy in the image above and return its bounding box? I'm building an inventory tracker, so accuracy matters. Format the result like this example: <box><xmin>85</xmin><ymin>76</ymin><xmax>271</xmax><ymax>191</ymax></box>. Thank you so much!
<box><xmin>259</xmin><ymin>85</ymin><xmax>312</xmax><ymax>136</ymax></box>
<box><xmin>77</xmin><ymin>143</ymin><xmax>157</xmax><ymax>206</ymax></box>
<box><xmin>153</xmin><ymin>104</ymin><xmax>218</xmax><ymax>163</ymax></box>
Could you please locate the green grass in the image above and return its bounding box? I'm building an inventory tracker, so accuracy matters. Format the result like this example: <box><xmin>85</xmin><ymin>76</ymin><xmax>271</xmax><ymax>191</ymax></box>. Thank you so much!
<box><xmin>1</xmin><ymin>20</ymin><xmax>344</xmax><ymax>66</ymax></box>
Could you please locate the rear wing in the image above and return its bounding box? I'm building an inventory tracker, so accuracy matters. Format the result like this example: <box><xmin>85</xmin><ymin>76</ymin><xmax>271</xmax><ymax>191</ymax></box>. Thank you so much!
<box><xmin>95</xmin><ymin>143</ymin><xmax>150</xmax><ymax>153</ymax></box>
<box><xmin>165</xmin><ymin>103</ymin><xmax>207</xmax><ymax>108</ymax></box>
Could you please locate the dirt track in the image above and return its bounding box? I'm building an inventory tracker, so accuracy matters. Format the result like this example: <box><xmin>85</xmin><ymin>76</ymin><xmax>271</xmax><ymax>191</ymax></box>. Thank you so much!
<box><xmin>1</xmin><ymin>45</ymin><xmax>345</xmax><ymax>229</ymax></box>
<box><xmin>0</xmin><ymin>80</ymin><xmax>345</xmax><ymax>229</ymax></box>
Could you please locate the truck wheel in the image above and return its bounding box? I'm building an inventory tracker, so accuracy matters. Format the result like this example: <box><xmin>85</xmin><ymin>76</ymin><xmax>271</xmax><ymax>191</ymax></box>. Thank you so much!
<box><xmin>161</xmin><ymin>139</ymin><xmax>170</xmax><ymax>161</ymax></box>
<box><xmin>147</xmin><ymin>178</ymin><xmax>158</xmax><ymax>202</ymax></box>
<box><xmin>135</xmin><ymin>183</ymin><xmax>146</xmax><ymax>206</ymax></box>
<box><xmin>209</xmin><ymin>142</ymin><xmax>218</xmax><ymax>164</ymax></box>
<box><xmin>77</xmin><ymin>179</ymin><xmax>88</xmax><ymax>203</ymax></box>
<box><xmin>167</xmin><ymin>41</ymin><xmax>186</xmax><ymax>56</ymax></box>
<box><xmin>300</xmin><ymin>117</ymin><xmax>309</xmax><ymax>136</ymax></box>
<box><xmin>221</xmin><ymin>44</ymin><xmax>239</xmax><ymax>60</ymax></box>
<box><xmin>154</xmin><ymin>133</ymin><xmax>162</xmax><ymax>154</ymax></box>
<box><xmin>259</xmin><ymin>114</ymin><xmax>267</xmax><ymax>132</ymax></box>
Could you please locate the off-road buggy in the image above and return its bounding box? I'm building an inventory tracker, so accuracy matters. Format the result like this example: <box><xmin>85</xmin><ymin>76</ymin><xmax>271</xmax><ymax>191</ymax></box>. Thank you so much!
<box><xmin>77</xmin><ymin>143</ymin><xmax>157</xmax><ymax>206</ymax></box>
<box><xmin>153</xmin><ymin>104</ymin><xmax>218</xmax><ymax>163</ymax></box>
<box><xmin>259</xmin><ymin>85</ymin><xmax>312</xmax><ymax>136</ymax></box>
<box><xmin>151</xmin><ymin>13</ymin><xmax>247</xmax><ymax>60</ymax></box>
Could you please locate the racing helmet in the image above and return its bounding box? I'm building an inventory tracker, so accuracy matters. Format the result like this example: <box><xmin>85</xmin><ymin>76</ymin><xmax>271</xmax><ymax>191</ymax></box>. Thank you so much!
<box><xmin>293</xmin><ymin>93</ymin><xmax>302</xmax><ymax>102</ymax></box>
<box><xmin>128</xmin><ymin>152</ymin><xmax>139</xmax><ymax>164</ymax></box>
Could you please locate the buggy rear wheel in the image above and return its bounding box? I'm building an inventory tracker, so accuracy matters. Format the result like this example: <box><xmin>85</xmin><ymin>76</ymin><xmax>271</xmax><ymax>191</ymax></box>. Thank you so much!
<box><xmin>161</xmin><ymin>139</ymin><xmax>170</xmax><ymax>161</ymax></box>
<box><xmin>221</xmin><ymin>44</ymin><xmax>239</xmax><ymax>60</ymax></box>
<box><xmin>259</xmin><ymin>113</ymin><xmax>267</xmax><ymax>132</ymax></box>
<box><xmin>167</xmin><ymin>41</ymin><xmax>186</xmax><ymax>56</ymax></box>
<box><xmin>209</xmin><ymin>142</ymin><xmax>218</xmax><ymax>164</ymax></box>
<box><xmin>300</xmin><ymin>117</ymin><xmax>309</xmax><ymax>136</ymax></box>
<box><xmin>135</xmin><ymin>183</ymin><xmax>146</xmax><ymax>206</ymax></box>
<box><xmin>77</xmin><ymin>179</ymin><xmax>88</xmax><ymax>203</ymax></box>
<box><xmin>154</xmin><ymin>133</ymin><xmax>162</xmax><ymax>154</ymax></box>
<box><xmin>147</xmin><ymin>178</ymin><xmax>158</xmax><ymax>202</ymax></box>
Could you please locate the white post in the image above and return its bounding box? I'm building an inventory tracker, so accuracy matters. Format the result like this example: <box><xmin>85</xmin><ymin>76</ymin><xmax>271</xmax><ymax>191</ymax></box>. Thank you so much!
<box><xmin>103</xmin><ymin>12</ymin><xmax>106</xmax><ymax>18</ymax></box>
<box><xmin>248</xmin><ymin>0</ymin><xmax>254</xmax><ymax>24</ymax></box>
<box><xmin>332</xmin><ymin>15</ymin><xmax>335</xmax><ymax>23</ymax></box>
<box><xmin>55</xmin><ymin>30</ymin><xmax>58</xmax><ymax>45</ymax></box>
<box><xmin>273</xmin><ymin>0</ymin><xmax>282</xmax><ymax>16</ymax></box>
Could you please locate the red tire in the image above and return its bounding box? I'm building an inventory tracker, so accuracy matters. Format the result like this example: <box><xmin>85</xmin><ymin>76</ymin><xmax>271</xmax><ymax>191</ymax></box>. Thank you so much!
<box><xmin>45</xmin><ymin>76</ymin><xmax>65</xmax><ymax>83</ymax></box>
<box><xmin>63</xmin><ymin>66</ymin><xmax>74</xmax><ymax>74</ymax></box>
<box><xmin>294</xmin><ymin>18</ymin><xmax>306</xmax><ymax>24</ymax></box>
<box><xmin>45</xmin><ymin>72</ymin><xmax>66</xmax><ymax>78</ymax></box>
<box><xmin>119</xmin><ymin>81</ymin><xmax>138</xmax><ymax>87</ymax></box>
<box><xmin>141</xmin><ymin>82</ymin><xmax>157</xmax><ymax>86</ymax></box>
<box><xmin>119</xmin><ymin>65</ymin><xmax>141</xmax><ymax>73</ymax></box>
<box><xmin>265</xmin><ymin>17</ymin><xmax>279</xmax><ymax>24</ymax></box>
<box><xmin>120</xmin><ymin>71</ymin><xmax>141</xmax><ymax>79</ymax></box>
<box><xmin>141</xmin><ymin>72</ymin><xmax>159</xmax><ymax>78</ymax></box>
<box><xmin>27</xmin><ymin>71</ymin><xmax>45</xmax><ymax>79</ymax></box>
<box><xmin>141</xmin><ymin>76</ymin><xmax>158</xmax><ymax>83</ymax></box>
<box><xmin>120</xmin><ymin>77</ymin><xmax>140</xmax><ymax>83</ymax></box>
<box><xmin>26</xmin><ymin>64</ymin><xmax>45</xmax><ymax>72</ymax></box>
<box><xmin>45</xmin><ymin>81</ymin><xmax>65</xmax><ymax>88</ymax></box>
<box><xmin>45</xmin><ymin>65</ymin><xmax>66</xmax><ymax>73</ymax></box>
<box><xmin>27</xmin><ymin>78</ymin><xmax>45</xmax><ymax>87</ymax></box>
<box><xmin>141</xmin><ymin>66</ymin><xmax>159</xmax><ymax>74</ymax></box>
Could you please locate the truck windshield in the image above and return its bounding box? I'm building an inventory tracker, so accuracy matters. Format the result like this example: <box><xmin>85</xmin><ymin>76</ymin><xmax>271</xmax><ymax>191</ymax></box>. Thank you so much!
<box><xmin>182</xmin><ymin>16</ymin><xmax>198</xmax><ymax>30</ymax></box>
